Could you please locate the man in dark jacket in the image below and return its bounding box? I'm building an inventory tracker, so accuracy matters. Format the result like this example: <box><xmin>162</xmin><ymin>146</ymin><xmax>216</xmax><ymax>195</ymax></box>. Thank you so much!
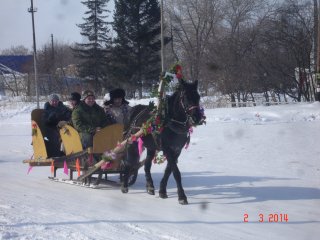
<box><xmin>72</xmin><ymin>90</ymin><xmax>109</xmax><ymax>149</ymax></box>
<box><xmin>42</xmin><ymin>94</ymin><xmax>72</xmax><ymax>157</ymax></box>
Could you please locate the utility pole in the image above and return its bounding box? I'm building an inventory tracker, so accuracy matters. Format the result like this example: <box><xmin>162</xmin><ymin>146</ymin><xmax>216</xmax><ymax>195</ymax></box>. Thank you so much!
<box><xmin>160</xmin><ymin>0</ymin><xmax>164</xmax><ymax>72</ymax></box>
<box><xmin>314</xmin><ymin>0</ymin><xmax>318</xmax><ymax>73</ymax></box>
<box><xmin>28</xmin><ymin>0</ymin><xmax>39</xmax><ymax>108</ymax></box>
<box><xmin>317</xmin><ymin>0</ymin><xmax>320</xmax><ymax>101</ymax></box>
<box><xmin>51</xmin><ymin>34</ymin><xmax>55</xmax><ymax>62</ymax></box>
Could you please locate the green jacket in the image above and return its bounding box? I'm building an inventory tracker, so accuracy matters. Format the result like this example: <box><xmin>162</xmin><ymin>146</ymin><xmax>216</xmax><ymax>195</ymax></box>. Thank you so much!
<box><xmin>72</xmin><ymin>102</ymin><xmax>108</xmax><ymax>134</ymax></box>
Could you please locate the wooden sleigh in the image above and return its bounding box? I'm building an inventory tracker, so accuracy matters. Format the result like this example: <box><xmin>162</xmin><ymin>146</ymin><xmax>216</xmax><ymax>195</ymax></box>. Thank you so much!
<box><xmin>23</xmin><ymin>109</ymin><xmax>127</xmax><ymax>184</ymax></box>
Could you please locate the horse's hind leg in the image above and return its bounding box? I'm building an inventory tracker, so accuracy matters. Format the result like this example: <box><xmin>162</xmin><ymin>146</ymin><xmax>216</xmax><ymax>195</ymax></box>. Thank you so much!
<box><xmin>159</xmin><ymin>163</ymin><xmax>171</xmax><ymax>199</ymax></box>
<box><xmin>121</xmin><ymin>166</ymin><xmax>129</xmax><ymax>193</ymax></box>
<box><xmin>144</xmin><ymin>149</ymin><xmax>156</xmax><ymax>195</ymax></box>
<box><xmin>93</xmin><ymin>171</ymin><xmax>103</xmax><ymax>186</ymax></box>
<box><xmin>121</xmin><ymin>142</ymin><xmax>140</xmax><ymax>193</ymax></box>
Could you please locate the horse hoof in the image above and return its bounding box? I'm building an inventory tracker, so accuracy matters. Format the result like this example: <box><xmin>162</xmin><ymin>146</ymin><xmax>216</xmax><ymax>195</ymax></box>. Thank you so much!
<box><xmin>121</xmin><ymin>186</ymin><xmax>128</xmax><ymax>193</ymax></box>
<box><xmin>179</xmin><ymin>198</ymin><xmax>188</xmax><ymax>205</ymax></box>
<box><xmin>159</xmin><ymin>192</ymin><xmax>168</xmax><ymax>199</ymax></box>
<box><xmin>147</xmin><ymin>188</ymin><xmax>155</xmax><ymax>195</ymax></box>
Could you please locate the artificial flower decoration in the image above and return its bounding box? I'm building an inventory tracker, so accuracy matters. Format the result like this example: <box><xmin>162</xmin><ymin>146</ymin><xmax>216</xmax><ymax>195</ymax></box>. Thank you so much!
<box><xmin>32</xmin><ymin>122</ymin><xmax>37</xmax><ymax>136</ymax></box>
<box><xmin>131</xmin><ymin>135</ymin><xmax>137</xmax><ymax>142</ymax></box>
<box><xmin>101</xmin><ymin>151</ymin><xmax>117</xmax><ymax>170</ymax></box>
<box><xmin>163</xmin><ymin>62</ymin><xmax>184</xmax><ymax>84</ymax></box>
<box><xmin>153</xmin><ymin>151</ymin><xmax>167</xmax><ymax>164</ymax></box>
<box><xmin>174</xmin><ymin>64</ymin><xmax>183</xmax><ymax>79</ymax></box>
<box><xmin>141</xmin><ymin>113</ymin><xmax>164</xmax><ymax>136</ymax></box>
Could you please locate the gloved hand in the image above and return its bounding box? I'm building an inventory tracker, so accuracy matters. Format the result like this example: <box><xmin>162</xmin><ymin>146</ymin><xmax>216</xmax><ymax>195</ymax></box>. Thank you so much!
<box><xmin>57</xmin><ymin>121</ymin><xmax>68</xmax><ymax>128</ymax></box>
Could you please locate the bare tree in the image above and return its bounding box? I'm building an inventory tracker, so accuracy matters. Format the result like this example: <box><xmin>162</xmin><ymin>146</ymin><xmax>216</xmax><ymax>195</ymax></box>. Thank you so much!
<box><xmin>165</xmin><ymin>0</ymin><xmax>221</xmax><ymax>85</ymax></box>
<box><xmin>257</xmin><ymin>0</ymin><xmax>314</xmax><ymax>102</ymax></box>
<box><xmin>0</xmin><ymin>64</ymin><xmax>30</xmax><ymax>97</ymax></box>
<box><xmin>0</xmin><ymin>45</ymin><xmax>31</xmax><ymax>56</ymax></box>
<box><xmin>207</xmin><ymin>0</ymin><xmax>270</xmax><ymax>104</ymax></box>
<box><xmin>37</xmin><ymin>41</ymin><xmax>81</xmax><ymax>95</ymax></box>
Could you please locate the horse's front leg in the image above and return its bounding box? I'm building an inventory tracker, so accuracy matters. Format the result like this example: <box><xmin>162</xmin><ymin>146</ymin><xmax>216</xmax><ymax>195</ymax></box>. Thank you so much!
<box><xmin>171</xmin><ymin>160</ymin><xmax>188</xmax><ymax>205</ymax></box>
<box><xmin>144</xmin><ymin>149</ymin><xmax>156</xmax><ymax>195</ymax></box>
<box><xmin>159</xmin><ymin>163</ymin><xmax>171</xmax><ymax>199</ymax></box>
<box><xmin>162</xmin><ymin>151</ymin><xmax>188</xmax><ymax>205</ymax></box>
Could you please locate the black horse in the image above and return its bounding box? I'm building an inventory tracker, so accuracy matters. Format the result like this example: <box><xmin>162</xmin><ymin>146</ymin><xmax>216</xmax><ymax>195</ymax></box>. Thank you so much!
<box><xmin>122</xmin><ymin>79</ymin><xmax>204</xmax><ymax>205</ymax></box>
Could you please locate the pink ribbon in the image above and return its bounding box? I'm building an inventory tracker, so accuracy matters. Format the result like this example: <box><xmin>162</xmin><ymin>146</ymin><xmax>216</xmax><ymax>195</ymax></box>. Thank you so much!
<box><xmin>138</xmin><ymin>137</ymin><xmax>144</xmax><ymax>156</ymax></box>
<box><xmin>27</xmin><ymin>166</ymin><xmax>33</xmax><ymax>175</ymax></box>
<box><xmin>88</xmin><ymin>153</ymin><xmax>93</xmax><ymax>165</ymax></box>
<box><xmin>101</xmin><ymin>162</ymin><xmax>113</xmax><ymax>170</ymax></box>
<box><xmin>63</xmin><ymin>160</ymin><xmax>68</xmax><ymax>175</ymax></box>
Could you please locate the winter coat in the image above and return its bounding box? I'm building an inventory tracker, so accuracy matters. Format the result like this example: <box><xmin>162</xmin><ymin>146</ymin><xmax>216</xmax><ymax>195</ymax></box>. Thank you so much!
<box><xmin>104</xmin><ymin>104</ymin><xmax>131</xmax><ymax>125</ymax></box>
<box><xmin>72</xmin><ymin>102</ymin><xmax>108</xmax><ymax>134</ymax></box>
<box><xmin>42</xmin><ymin>101</ymin><xmax>71</xmax><ymax>157</ymax></box>
<box><xmin>43</xmin><ymin>101</ymin><xmax>72</xmax><ymax>127</ymax></box>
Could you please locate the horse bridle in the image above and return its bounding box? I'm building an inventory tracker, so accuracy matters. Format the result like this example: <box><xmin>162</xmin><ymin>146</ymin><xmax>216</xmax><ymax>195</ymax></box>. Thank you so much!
<box><xmin>169</xmin><ymin>91</ymin><xmax>200</xmax><ymax>128</ymax></box>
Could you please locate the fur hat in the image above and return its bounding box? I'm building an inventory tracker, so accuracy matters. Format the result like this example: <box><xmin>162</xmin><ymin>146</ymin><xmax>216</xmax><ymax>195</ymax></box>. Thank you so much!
<box><xmin>110</xmin><ymin>88</ymin><xmax>125</xmax><ymax>99</ymax></box>
<box><xmin>104</xmin><ymin>88</ymin><xmax>129</xmax><ymax>106</ymax></box>
<box><xmin>82</xmin><ymin>90</ymin><xmax>95</xmax><ymax>100</ymax></box>
<box><xmin>48</xmin><ymin>94</ymin><xmax>59</xmax><ymax>102</ymax></box>
<box><xmin>69</xmin><ymin>92</ymin><xmax>81</xmax><ymax>102</ymax></box>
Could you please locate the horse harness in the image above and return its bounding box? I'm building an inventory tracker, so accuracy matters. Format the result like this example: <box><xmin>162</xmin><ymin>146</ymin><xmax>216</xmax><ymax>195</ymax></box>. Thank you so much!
<box><xmin>124</xmin><ymin>90</ymin><xmax>198</xmax><ymax>151</ymax></box>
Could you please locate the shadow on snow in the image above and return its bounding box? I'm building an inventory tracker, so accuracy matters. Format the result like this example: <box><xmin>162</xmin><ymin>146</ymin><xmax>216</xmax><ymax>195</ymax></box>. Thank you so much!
<box><xmin>131</xmin><ymin>171</ymin><xmax>320</xmax><ymax>203</ymax></box>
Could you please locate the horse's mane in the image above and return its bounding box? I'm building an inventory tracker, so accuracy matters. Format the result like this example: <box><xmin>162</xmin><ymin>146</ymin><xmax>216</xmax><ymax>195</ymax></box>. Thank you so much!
<box><xmin>167</xmin><ymin>91</ymin><xmax>179</xmax><ymax>117</ymax></box>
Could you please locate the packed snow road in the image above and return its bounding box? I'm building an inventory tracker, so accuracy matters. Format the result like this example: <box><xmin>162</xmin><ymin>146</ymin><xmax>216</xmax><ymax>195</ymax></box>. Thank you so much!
<box><xmin>0</xmin><ymin>102</ymin><xmax>320</xmax><ymax>240</ymax></box>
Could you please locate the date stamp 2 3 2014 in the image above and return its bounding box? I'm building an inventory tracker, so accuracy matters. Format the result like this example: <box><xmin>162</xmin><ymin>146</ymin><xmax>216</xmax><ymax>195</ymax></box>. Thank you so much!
<box><xmin>243</xmin><ymin>213</ymin><xmax>289</xmax><ymax>223</ymax></box>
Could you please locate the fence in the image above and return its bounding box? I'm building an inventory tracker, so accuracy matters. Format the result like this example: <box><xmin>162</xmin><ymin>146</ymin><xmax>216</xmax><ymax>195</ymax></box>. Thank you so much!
<box><xmin>201</xmin><ymin>99</ymin><xmax>299</xmax><ymax>109</ymax></box>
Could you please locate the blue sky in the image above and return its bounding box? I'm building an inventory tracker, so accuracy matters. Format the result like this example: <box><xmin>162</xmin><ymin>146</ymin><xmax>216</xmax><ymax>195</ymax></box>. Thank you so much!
<box><xmin>0</xmin><ymin>0</ymin><xmax>114</xmax><ymax>52</ymax></box>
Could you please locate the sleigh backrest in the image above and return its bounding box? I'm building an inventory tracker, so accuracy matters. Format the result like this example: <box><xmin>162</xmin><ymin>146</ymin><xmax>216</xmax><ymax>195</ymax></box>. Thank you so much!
<box><xmin>31</xmin><ymin>109</ymin><xmax>44</xmax><ymax>131</ymax></box>
<box><xmin>60</xmin><ymin>123</ymin><xmax>124</xmax><ymax>156</ymax></box>
<box><xmin>92</xmin><ymin>123</ymin><xmax>124</xmax><ymax>153</ymax></box>
<box><xmin>31</xmin><ymin>109</ymin><xmax>48</xmax><ymax>159</ymax></box>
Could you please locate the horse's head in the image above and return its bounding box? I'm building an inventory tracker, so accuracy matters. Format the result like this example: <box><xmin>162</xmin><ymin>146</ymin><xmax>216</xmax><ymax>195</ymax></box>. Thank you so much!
<box><xmin>178</xmin><ymin>79</ymin><xmax>205</xmax><ymax>126</ymax></box>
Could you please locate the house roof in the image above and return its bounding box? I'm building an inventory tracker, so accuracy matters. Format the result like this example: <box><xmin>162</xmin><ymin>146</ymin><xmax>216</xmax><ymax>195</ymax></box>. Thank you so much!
<box><xmin>0</xmin><ymin>55</ymin><xmax>33</xmax><ymax>74</ymax></box>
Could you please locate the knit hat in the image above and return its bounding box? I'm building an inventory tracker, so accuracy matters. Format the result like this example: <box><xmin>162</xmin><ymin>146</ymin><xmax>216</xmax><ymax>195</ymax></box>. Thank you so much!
<box><xmin>48</xmin><ymin>94</ymin><xmax>59</xmax><ymax>101</ymax></box>
<box><xmin>104</xmin><ymin>88</ymin><xmax>129</xmax><ymax>106</ymax></box>
<box><xmin>82</xmin><ymin>90</ymin><xmax>95</xmax><ymax>100</ymax></box>
<box><xmin>69</xmin><ymin>92</ymin><xmax>81</xmax><ymax>102</ymax></box>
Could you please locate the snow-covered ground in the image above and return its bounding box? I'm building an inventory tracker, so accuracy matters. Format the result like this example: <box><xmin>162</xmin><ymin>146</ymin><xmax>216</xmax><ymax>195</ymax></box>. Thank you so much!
<box><xmin>0</xmin><ymin>100</ymin><xmax>320</xmax><ymax>240</ymax></box>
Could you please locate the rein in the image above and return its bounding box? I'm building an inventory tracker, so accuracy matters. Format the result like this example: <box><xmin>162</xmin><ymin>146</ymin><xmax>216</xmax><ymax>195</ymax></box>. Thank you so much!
<box><xmin>124</xmin><ymin>107</ymin><xmax>149</xmax><ymax>139</ymax></box>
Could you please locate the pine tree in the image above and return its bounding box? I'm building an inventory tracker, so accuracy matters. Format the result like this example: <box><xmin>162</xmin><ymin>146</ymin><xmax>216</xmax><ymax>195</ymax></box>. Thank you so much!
<box><xmin>112</xmin><ymin>0</ymin><xmax>161</xmax><ymax>97</ymax></box>
<box><xmin>73</xmin><ymin>0</ymin><xmax>111</xmax><ymax>93</ymax></box>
